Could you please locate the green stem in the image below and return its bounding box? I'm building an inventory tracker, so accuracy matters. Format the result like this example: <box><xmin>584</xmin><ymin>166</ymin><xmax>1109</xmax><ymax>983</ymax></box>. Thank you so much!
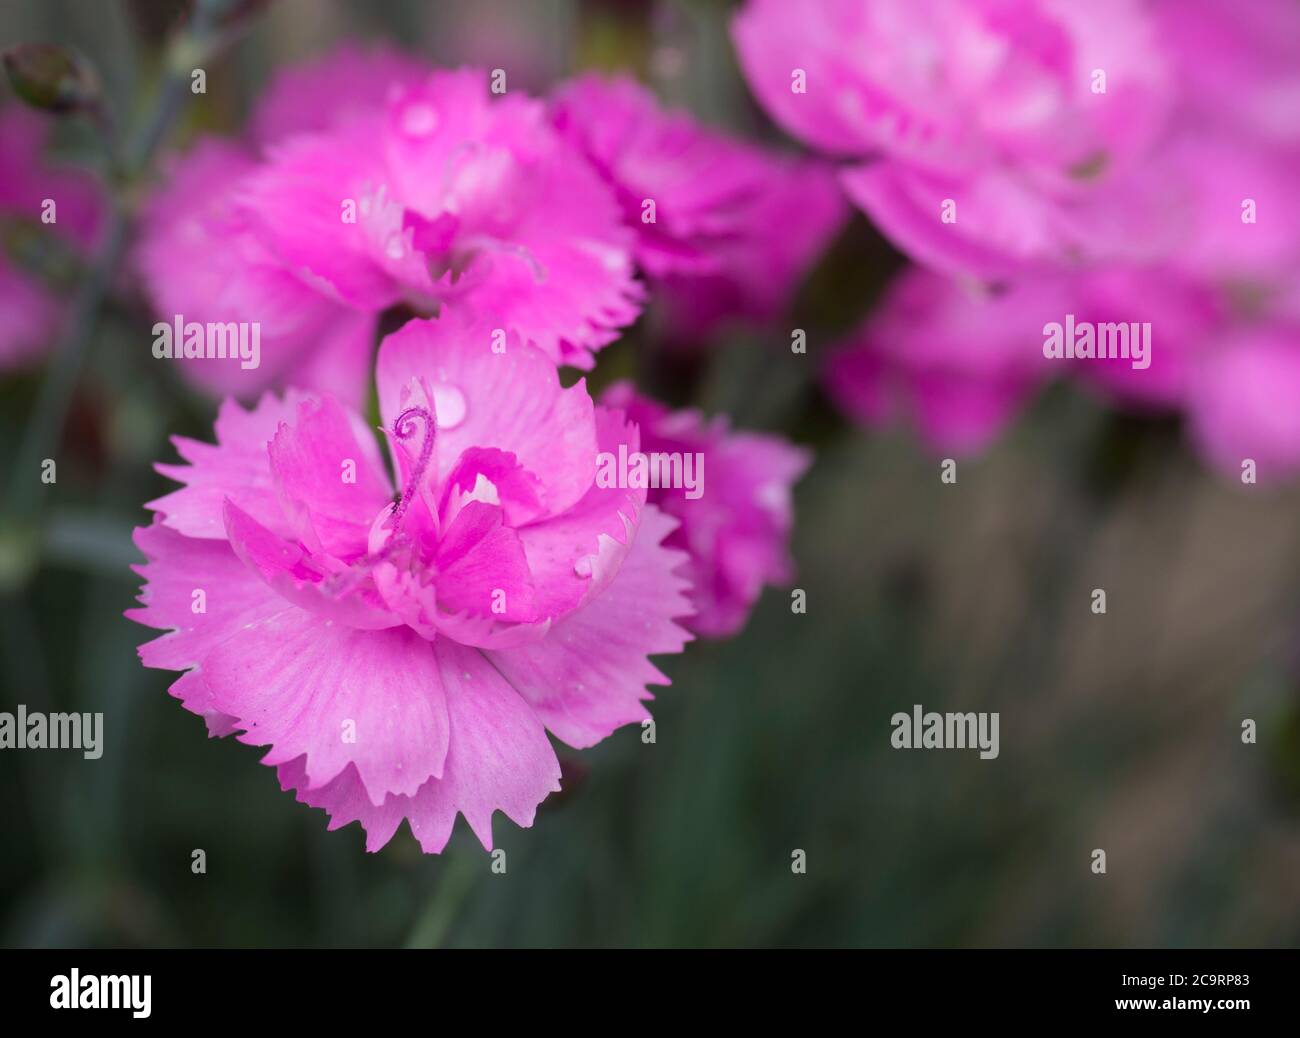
<box><xmin>403</xmin><ymin>854</ymin><xmax>477</xmax><ymax>949</ymax></box>
<box><xmin>6</xmin><ymin>0</ymin><xmax>242</xmax><ymax>522</ymax></box>
<box><xmin>8</xmin><ymin>205</ymin><xmax>127</xmax><ymax>518</ymax></box>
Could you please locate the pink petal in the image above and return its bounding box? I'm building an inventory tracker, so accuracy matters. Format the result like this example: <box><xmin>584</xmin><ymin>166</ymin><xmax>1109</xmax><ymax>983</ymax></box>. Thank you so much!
<box><xmin>0</xmin><ymin>104</ymin><xmax>104</xmax><ymax>251</ymax></box>
<box><xmin>438</xmin><ymin>148</ymin><xmax>644</xmax><ymax>369</ymax></box>
<box><xmin>281</xmin><ymin>639</ymin><xmax>562</xmax><ymax>852</ymax></box>
<box><xmin>135</xmin><ymin>138</ymin><xmax>361</xmax><ymax>397</ymax></box>
<box><xmin>148</xmin><ymin>392</ymin><xmax>303</xmax><ymax>540</ymax></box>
<box><xmin>657</xmin><ymin>156</ymin><xmax>848</xmax><ymax>337</ymax></box>
<box><xmin>823</xmin><ymin>266</ymin><xmax>1064</xmax><ymax>454</ymax></box>
<box><xmin>487</xmin><ymin>503</ymin><xmax>693</xmax><ymax>748</ymax></box>
<box><xmin>376</xmin><ymin>312</ymin><xmax>598</xmax><ymax>518</ymax></box>
<box><xmin>283</xmin><ymin>308</ymin><xmax>379</xmax><ymax>411</ymax></box>
<box><xmin>223</xmin><ymin>499</ymin><xmax>398</xmax><ymax>630</ymax></box>
<box><xmin>200</xmin><ymin>606</ymin><xmax>450</xmax><ymax>803</ymax></box>
<box><xmin>1072</xmin><ymin>266</ymin><xmax>1219</xmax><ymax>409</ymax></box>
<box><xmin>841</xmin><ymin>161</ymin><xmax>1058</xmax><ymax>280</ymax></box>
<box><xmin>551</xmin><ymin>73</ymin><xmax>779</xmax><ymax>276</ymax></box>
<box><xmin>0</xmin><ymin>258</ymin><xmax>59</xmax><ymax>370</ymax></box>
<box><xmin>277</xmin><ymin>759</ymin><xmax>409</xmax><ymax>852</ymax></box>
<box><xmin>601</xmin><ymin>382</ymin><xmax>810</xmax><ymax>637</ymax></box>
<box><xmin>250</xmin><ymin>43</ymin><xmax>428</xmax><ymax>148</ymax></box>
<box><xmin>404</xmin><ymin>641</ymin><xmax>563</xmax><ymax>851</ymax></box>
<box><xmin>1189</xmin><ymin>328</ymin><xmax>1300</xmax><ymax>478</ymax></box>
<box><xmin>515</xmin><ymin>405</ymin><xmax>643</xmax><ymax>619</ymax></box>
<box><xmin>435</xmin><ymin>500</ymin><xmax>538</xmax><ymax>621</ymax></box>
<box><xmin>730</xmin><ymin>0</ymin><xmax>883</xmax><ymax>158</ymax></box>
<box><xmin>268</xmin><ymin>395</ymin><xmax>393</xmax><ymax>558</ymax></box>
<box><xmin>237</xmin><ymin>121</ymin><xmax>423</xmax><ymax>311</ymax></box>
<box><xmin>442</xmin><ymin>446</ymin><xmax>545</xmax><ymax>527</ymax></box>
<box><xmin>127</xmin><ymin>519</ymin><xmax>285</xmax><ymax>734</ymax></box>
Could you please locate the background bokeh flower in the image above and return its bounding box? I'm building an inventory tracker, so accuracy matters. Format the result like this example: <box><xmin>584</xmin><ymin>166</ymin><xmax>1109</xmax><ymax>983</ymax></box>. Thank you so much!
<box><xmin>735</xmin><ymin>0</ymin><xmax>1300</xmax><ymax>475</ymax></box>
<box><xmin>0</xmin><ymin>102</ymin><xmax>102</xmax><ymax>369</ymax></box>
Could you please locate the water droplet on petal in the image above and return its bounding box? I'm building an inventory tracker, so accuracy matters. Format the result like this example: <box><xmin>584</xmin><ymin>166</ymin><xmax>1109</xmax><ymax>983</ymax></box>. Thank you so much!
<box><xmin>400</xmin><ymin>102</ymin><xmax>438</xmax><ymax>137</ymax></box>
<box><xmin>756</xmin><ymin>481</ymin><xmax>788</xmax><ymax>514</ymax></box>
<box><xmin>432</xmin><ymin>383</ymin><xmax>466</xmax><ymax>429</ymax></box>
<box><xmin>574</xmin><ymin>556</ymin><xmax>593</xmax><ymax>578</ymax></box>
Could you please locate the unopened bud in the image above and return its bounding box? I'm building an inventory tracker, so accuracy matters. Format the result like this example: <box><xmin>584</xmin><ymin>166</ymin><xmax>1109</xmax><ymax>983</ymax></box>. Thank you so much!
<box><xmin>2</xmin><ymin>43</ymin><xmax>101</xmax><ymax>115</ymax></box>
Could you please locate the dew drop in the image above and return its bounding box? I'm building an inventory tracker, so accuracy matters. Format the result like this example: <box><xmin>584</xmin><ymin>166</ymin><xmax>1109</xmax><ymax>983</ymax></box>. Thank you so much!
<box><xmin>432</xmin><ymin>383</ymin><xmax>467</xmax><ymax>429</ymax></box>
<box><xmin>573</xmin><ymin>556</ymin><xmax>593</xmax><ymax>578</ymax></box>
<box><xmin>756</xmin><ymin>482</ymin><xmax>787</xmax><ymax>512</ymax></box>
<box><xmin>400</xmin><ymin>102</ymin><xmax>438</xmax><ymax>137</ymax></box>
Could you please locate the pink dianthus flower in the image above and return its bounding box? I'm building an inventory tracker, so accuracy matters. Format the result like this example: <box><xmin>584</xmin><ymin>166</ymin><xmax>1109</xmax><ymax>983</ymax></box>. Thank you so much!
<box><xmin>601</xmin><ymin>381</ymin><xmax>810</xmax><ymax>637</ymax></box>
<box><xmin>0</xmin><ymin>104</ymin><xmax>103</xmax><ymax>369</ymax></box>
<box><xmin>552</xmin><ymin>72</ymin><xmax>846</xmax><ymax>339</ymax></box>
<box><xmin>129</xmin><ymin>311</ymin><xmax>692</xmax><ymax>852</ymax></box>
<box><xmin>136</xmin><ymin>47</ymin><xmax>643</xmax><ymax>403</ymax></box>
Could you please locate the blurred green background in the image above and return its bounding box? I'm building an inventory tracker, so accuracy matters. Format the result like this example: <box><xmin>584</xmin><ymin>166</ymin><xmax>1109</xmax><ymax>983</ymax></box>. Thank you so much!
<box><xmin>2</xmin><ymin>0</ymin><xmax>1300</xmax><ymax>948</ymax></box>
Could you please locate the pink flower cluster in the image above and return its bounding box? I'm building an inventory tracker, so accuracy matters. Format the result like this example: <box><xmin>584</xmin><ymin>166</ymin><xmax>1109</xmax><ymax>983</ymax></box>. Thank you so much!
<box><xmin>135</xmin><ymin>46</ymin><xmax>844</xmax><ymax>401</ymax></box>
<box><xmin>0</xmin><ymin>104</ymin><xmax>102</xmax><ymax>369</ymax></box>
<box><xmin>553</xmin><ymin>73</ymin><xmax>847</xmax><ymax>341</ymax></box>
<box><xmin>130</xmin><ymin>312</ymin><xmax>702</xmax><ymax>852</ymax></box>
<box><xmin>602</xmin><ymin>382</ymin><xmax>810</xmax><ymax>637</ymax></box>
<box><xmin>136</xmin><ymin>46</ymin><xmax>640</xmax><ymax>403</ymax></box>
<box><xmin>734</xmin><ymin>0</ymin><xmax>1300</xmax><ymax>476</ymax></box>
<box><xmin>126</xmin><ymin>48</ymin><xmax>814</xmax><ymax>851</ymax></box>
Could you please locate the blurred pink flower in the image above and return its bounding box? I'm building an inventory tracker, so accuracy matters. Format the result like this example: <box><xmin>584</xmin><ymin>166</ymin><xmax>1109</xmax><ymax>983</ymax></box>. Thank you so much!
<box><xmin>1151</xmin><ymin>0</ymin><xmax>1300</xmax><ymax>149</ymax></box>
<box><xmin>1189</xmin><ymin>328</ymin><xmax>1300</xmax><ymax>479</ymax></box>
<box><xmin>129</xmin><ymin>310</ymin><xmax>693</xmax><ymax>853</ymax></box>
<box><xmin>0</xmin><ymin>259</ymin><xmax>59</xmax><ymax>369</ymax></box>
<box><xmin>1069</xmin><ymin>267</ymin><xmax>1300</xmax><ymax>478</ymax></box>
<box><xmin>654</xmin><ymin>156</ymin><xmax>848</xmax><ymax>340</ymax></box>
<box><xmin>136</xmin><ymin>47</ymin><xmax>643</xmax><ymax>403</ymax></box>
<box><xmin>552</xmin><ymin>72</ymin><xmax>846</xmax><ymax>338</ymax></box>
<box><xmin>602</xmin><ymin>381</ymin><xmax>810</xmax><ymax>637</ymax></box>
<box><xmin>136</xmin><ymin>45</ymin><xmax>418</xmax><ymax>404</ymax></box>
<box><xmin>737</xmin><ymin>1</ymin><xmax>1300</xmax><ymax>478</ymax></box>
<box><xmin>136</xmin><ymin>139</ymin><xmax>376</xmax><ymax>402</ymax></box>
<box><xmin>828</xmin><ymin>263</ymin><xmax>1300</xmax><ymax>479</ymax></box>
<box><xmin>248</xmin><ymin>43</ymin><xmax>428</xmax><ymax>147</ymax></box>
<box><xmin>825</xmin><ymin>267</ymin><xmax>1068</xmax><ymax>455</ymax></box>
<box><xmin>731</xmin><ymin>0</ymin><xmax>1174</xmax><ymax>277</ymax></box>
<box><xmin>0</xmin><ymin>104</ymin><xmax>103</xmax><ymax>369</ymax></box>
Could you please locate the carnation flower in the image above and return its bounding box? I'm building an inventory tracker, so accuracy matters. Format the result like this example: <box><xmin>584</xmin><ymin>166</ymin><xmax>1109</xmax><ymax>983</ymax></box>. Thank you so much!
<box><xmin>128</xmin><ymin>311</ymin><xmax>692</xmax><ymax>852</ymax></box>
<box><xmin>746</xmin><ymin>1</ymin><xmax>1300</xmax><ymax>478</ymax></box>
<box><xmin>1069</xmin><ymin>268</ymin><xmax>1300</xmax><ymax>479</ymax></box>
<box><xmin>601</xmin><ymin>381</ymin><xmax>809</xmax><ymax>637</ymax></box>
<box><xmin>135</xmin><ymin>47</ymin><xmax>643</xmax><ymax>403</ymax></box>
<box><xmin>136</xmin><ymin>138</ymin><xmax>377</xmax><ymax>403</ymax></box>
<box><xmin>0</xmin><ymin>103</ymin><xmax>103</xmax><ymax>369</ymax></box>
<box><xmin>827</xmin><ymin>264</ymin><xmax>1300</xmax><ymax>479</ymax></box>
<box><xmin>551</xmin><ymin>72</ymin><xmax>846</xmax><ymax>338</ymax></box>
<box><xmin>731</xmin><ymin>0</ymin><xmax>1174</xmax><ymax>277</ymax></box>
<box><xmin>824</xmin><ymin>267</ymin><xmax>1068</xmax><ymax>455</ymax></box>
